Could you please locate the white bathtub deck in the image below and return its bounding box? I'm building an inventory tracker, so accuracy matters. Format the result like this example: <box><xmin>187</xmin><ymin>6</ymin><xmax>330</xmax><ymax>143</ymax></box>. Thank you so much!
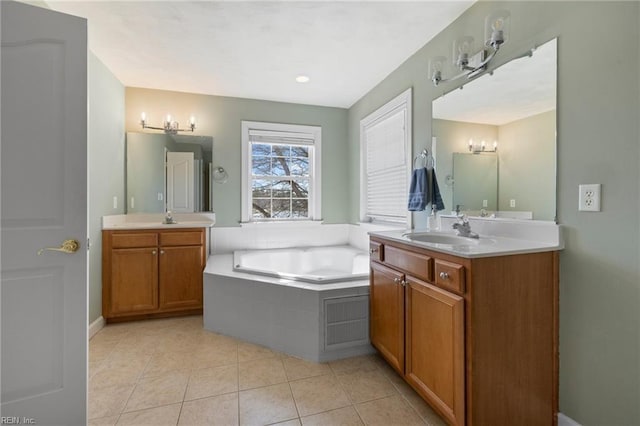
<box><xmin>205</xmin><ymin>254</ymin><xmax>369</xmax><ymax>291</ymax></box>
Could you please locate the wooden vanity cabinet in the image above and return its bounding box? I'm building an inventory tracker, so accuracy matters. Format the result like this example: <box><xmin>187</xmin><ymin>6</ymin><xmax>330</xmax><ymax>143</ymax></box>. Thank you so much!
<box><xmin>103</xmin><ymin>228</ymin><xmax>205</xmax><ymax>322</ymax></box>
<box><xmin>370</xmin><ymin>262</ymin><xmax>405</xmax><ymax>373</ymax></box>
<box><xmin>369</xmin><ymin>236</ymin><xmax>559</xmax><ymax>426</ymax></box>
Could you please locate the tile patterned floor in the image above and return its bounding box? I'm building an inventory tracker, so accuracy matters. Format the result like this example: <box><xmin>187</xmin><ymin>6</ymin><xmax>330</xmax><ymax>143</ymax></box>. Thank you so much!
<box><xmin>89</xmin><ymin>315</ymin><xmax>446</xmax><ymax>426</ymax></box>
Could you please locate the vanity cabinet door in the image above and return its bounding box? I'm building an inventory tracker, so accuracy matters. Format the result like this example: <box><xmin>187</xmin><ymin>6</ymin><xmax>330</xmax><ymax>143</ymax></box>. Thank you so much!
<box><xmin>405</xmin><ymin>276</ymin><xmax>464</xmax><ymax>426</ymax></box>
<box><xmin>370</xmin><ymin>261</ymin><xmax>405</xmax><ymax>374</ymax></box>
<box><xmin>109</xmin><ymin>247</ymin><xmax>159</xmax><ymax>315</ymax></box>
<box><xmin>159</xmin><ymin>245</ymin><xmax>204</xmax><ymax>311</ymax></box>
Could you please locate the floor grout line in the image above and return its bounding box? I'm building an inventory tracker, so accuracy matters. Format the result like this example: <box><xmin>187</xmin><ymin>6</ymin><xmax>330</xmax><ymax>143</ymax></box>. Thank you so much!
<box><xmin>90</xmin><ymin>316</ymin><xmax>443</xmax><ymax>426</ymax></box>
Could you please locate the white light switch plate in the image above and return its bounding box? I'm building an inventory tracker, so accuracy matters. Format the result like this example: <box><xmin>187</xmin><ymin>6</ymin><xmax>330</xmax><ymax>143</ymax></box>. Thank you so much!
<box><xmin>579</xmin><ymin>184</ymin><xmax>601</xmax><ymax>212</ymax></box>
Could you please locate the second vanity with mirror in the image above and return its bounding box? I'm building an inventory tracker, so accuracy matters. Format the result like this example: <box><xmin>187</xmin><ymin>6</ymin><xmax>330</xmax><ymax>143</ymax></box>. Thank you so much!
<box><xmin>369</xmin><ymin>218</ymin><xmax>562</xmax><ymax>425</ymax></box>
<box><xmin>369</xmin><ymin>37</ymin><xmax>561</xmax><ymax>424</ymax></box>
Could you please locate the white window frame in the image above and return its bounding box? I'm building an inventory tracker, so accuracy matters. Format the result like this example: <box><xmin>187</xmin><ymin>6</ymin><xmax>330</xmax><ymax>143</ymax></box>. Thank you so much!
<box><xmin>360</xmin><ymin>88</ymin><xmax>412</xmax><ymax>227</ymax></box>
<box><xmin>241</xmin><ymin>120</ymin><xmax>322</xmax><ymax>223</ymax></box>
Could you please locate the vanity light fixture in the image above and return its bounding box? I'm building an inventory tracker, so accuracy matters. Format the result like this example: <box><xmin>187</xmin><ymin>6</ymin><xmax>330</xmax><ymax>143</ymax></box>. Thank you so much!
<box><xmin>140</xmin><ymin>112</ymin><xmax>196</xmax><ymax>134</ymax></box>
<box><xmin>429</xmin><ymin>9</ymin><xmax>510</xmax><ymax>86</ymax></box>
<box><xmin>468</xmin><ymin>139</ymin><xmax>498</xmax><ymax>153</ymax></box>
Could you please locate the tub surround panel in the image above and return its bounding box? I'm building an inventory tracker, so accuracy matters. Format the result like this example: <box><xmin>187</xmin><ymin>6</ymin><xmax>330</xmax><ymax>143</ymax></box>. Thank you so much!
<box><xmin>211</xmin><ymin>223</ymin><xmax>404</xmax><ymax>255</ymax></box>
<box><xmin>211</xmin><ymin>223</ymin><xmax>349</xmax><ymax>254</ymax></box>
<box><xmin>204</xmin><ymin>252</ymin><xmax>371</xmax><ymax>362</ymax></box>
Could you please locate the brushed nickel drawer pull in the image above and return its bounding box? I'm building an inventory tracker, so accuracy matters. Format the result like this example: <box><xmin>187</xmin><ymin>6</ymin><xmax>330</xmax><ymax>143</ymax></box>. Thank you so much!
<box><xmin>439</xmin><ymin>272</ymin><xmax>449</xmax><ymax>280</ymax></box>
<box><xmin>152</xmin><ymin>250</ymin><xmax>157</xmax><ymax>255</ymax></box>
<box><xmin>369</xmin><ymin>248</ymin><xmax>378</xmax><ymax>254</ymax></box>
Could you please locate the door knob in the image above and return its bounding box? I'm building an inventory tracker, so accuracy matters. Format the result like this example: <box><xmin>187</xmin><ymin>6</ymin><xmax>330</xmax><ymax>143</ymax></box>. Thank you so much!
<box><xmin>38</xmin><ymin>239</ymin><xmax>80</xmax><ymax>255</ymax></box>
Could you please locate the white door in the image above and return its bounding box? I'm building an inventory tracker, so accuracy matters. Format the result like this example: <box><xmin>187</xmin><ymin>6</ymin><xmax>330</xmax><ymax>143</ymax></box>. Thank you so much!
<box><xmin>1</xmin><ymin>2</ymin><xmax>88</xmax><ymax>425</ymax></box>
<box><xmin>166</xmin><ymin>152</ymin><xmax>195</xmax><ymax>213</ymax></box>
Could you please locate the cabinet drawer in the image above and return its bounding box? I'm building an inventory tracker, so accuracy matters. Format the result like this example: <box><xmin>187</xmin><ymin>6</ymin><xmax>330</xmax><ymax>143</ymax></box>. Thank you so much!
<box><xmin>369</xmin><ymin>241</ymin><xmax>383</xmax><ymax>262</ymax></box>
<box><xmin>111</xmin><ymin>232</ymin><xmax>158</xmax><ymax>248</ymax></box>
<box><xmin>435</xmin><ymin>259</ymin><xmax>465</xmax><ymax>294</ymax></box>
<box><xmin>385</xmin><ymin>246</ymin><xmax>432</xmax><ymax>282</ymax></box>
<box><xmin>160</xmin><ymin>230</ymin><xmax>204</xmax><ymax>247</ymax></box>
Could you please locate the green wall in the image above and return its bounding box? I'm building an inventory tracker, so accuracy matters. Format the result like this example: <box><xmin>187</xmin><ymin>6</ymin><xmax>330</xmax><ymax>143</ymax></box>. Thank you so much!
<box><xmin>498</xmin><ymin>110</ymin><xmax>556</xmax><ymax>219</ymax></box>
<box><xmin>432</xmin><ymin>119</ymin><xmax>498</xmax><ymax>214</ymax></box>
<box><xmin>125</xmin><ymin>88</ymin><xmax>349</xmax><ymax>226</ymax></box>
<box><xmin>88</xmin><ymin>53</ymin><xmax>125</xmax><ymax>323</ymax></box>
<box><xmin>348</xmin><ymin>2</ymin><xmax>639</xmax><ymax>423</ymax></box>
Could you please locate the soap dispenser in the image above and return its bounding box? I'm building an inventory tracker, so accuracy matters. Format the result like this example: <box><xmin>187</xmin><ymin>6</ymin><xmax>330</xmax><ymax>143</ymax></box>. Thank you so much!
<box><xmin>426</xmin><ymin>205</ymin><xmax>439</xmax><ymax>231</ymax></box>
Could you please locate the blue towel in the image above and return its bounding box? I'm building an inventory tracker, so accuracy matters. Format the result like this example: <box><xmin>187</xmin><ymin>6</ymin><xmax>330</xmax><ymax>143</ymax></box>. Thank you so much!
<box><xmin>408</xmin><ymin>167</ymin><xmax>446</xmax><ymax>212</ymax></box>
<box><xmin>408</xmin><ymin>168</ymin><xmax>428</xmax><ymax>211</ymax></box>
<box><xmin>431</xmin><ymin>168</ymin><xmax>445</xmax><ymax>212</ymax></box>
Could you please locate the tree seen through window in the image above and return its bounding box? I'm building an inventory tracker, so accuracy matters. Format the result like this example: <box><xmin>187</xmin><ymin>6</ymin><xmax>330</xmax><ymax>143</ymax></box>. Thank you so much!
<box><xmin>251</xmin><ymin>143</ymin><xmax>310</xmax><ymax>219</ymax></box>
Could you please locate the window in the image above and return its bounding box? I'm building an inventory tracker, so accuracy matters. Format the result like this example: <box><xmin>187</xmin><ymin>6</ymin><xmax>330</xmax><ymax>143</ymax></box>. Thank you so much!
<box><xmin>360</xmin><ymin>88</ymin><xmax>412</xmax><ymax>225</ymax></box>
<box><xmin>242</xmin><ymin>121</ymin><xmax>321</xmax><ymax>222</ymax></box>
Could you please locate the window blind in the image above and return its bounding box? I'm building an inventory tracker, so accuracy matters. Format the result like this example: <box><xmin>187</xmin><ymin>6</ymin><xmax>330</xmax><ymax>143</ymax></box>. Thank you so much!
<box><xmin>364</xmin><ymin>106</ymin><xmax>408</xmax><ymax>222</ymax></box>
<box><xmin>248</xmin><ymin>129</ymin><xmax>315</xmax><ymax>146</ymax></box>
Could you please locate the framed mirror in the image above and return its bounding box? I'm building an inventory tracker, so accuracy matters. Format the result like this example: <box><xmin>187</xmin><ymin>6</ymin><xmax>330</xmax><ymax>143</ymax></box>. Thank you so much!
<box><xmin>433</xmin><ymin>38</ymin><xmax>557</xmax><ymax>221</ymax></box>
<box><xmin>126</xmin><ymin>132</ymin><xmax>214</xmax><ymax>213</ymax></box>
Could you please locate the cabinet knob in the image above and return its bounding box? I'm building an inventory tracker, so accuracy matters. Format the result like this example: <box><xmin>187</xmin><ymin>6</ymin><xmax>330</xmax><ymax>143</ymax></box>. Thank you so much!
<box><xmin>160</xmin><ymin>250</ymin><xmax>165</xmax><ymax>255</ymax></box>
<box><xmin>152</xmin><ymin>250</ymin><xmax>157</xmax><ymax>255</ymax></box>
<box><xmin>369</xmin><ymin>248</ymin><xmax>378</xmax><ymax>254</ymax></box>
<box><xmin>439</xmin><ymin>272</ymin><xmax>449</xmax><ymax>280</ymax></box>
<box><xmin>400</xmin><ymin>279</ymin><xmax>407</xmax><ymax>287</ymax></box>
<box><xmin>393</xmin><ymin>277</ymin><xmax>400</xmax><ymax>284</ymax></box>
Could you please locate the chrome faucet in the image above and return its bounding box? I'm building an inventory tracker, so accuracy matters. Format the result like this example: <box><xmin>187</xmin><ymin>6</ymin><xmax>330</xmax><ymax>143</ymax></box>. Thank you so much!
<box><xmin>163</xmin><ymin>210</ymin><xmax>177</xmax><ymax>225</ymax></box>
<box><xmin>452</xmin><ymin>215</ymin><xmax>479</xmax><ymax>239</ymax></box>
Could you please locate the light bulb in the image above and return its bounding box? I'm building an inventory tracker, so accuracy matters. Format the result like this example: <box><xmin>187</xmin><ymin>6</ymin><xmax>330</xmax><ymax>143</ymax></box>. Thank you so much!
<box><xmin>190</xmin><ymin>116</ymin><xmax>196</xmax><ymax>125</ymax></box>
<box><xmin>493</xmin><ymin>140</ymin><xmax>498</xmax><ymax>150</ymax></box>
<box><xmin>485</xmin><ymin>10</ymin><xmax>510</xmax><ymax>49</ymax></box>
<box><xmin>141</xmin><ymin>112</ymin><xmax>146</xmax><ymax>121</ymax></box>
<box><xmin>481</xmin><ymin>140</ymin><xmax>486</xmax><ymax>150</ymax></box>
<box><xmin>468</xmin><ymin>139</ymin><xmax>473</xmax><ymax>151</ymax></box>
<box><xmin>453</xmin><ymin>36</ymin><xmax>474</xmax><ymax>69</ymax></box>
<box><xmin>492</xmin><ymin>17</ymin><xmax>505</xmax><ymax>31</ymax></box>
<box><xmin>166</xmin><ymin>114</ymin><xmax>172</xmax><ymax>124</ymax></box>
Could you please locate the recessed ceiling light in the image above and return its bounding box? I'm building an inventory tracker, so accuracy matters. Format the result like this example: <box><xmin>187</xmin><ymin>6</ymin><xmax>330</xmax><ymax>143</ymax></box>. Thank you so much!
<box><xmin>296</xmin><ymin>75</ymin><xmax>310</xmax><ymax>83</ymax></box>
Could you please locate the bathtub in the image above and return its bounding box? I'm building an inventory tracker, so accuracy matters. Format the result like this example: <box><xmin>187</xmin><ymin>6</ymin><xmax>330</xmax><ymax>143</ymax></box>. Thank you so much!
<box><xmin>204</xmin><ymin>245</ymin><xmax>373</xmax><ymax>362</ymax></box>
<box><xmin>233</xmin><ymin>245</ymin><xmax>369</xmax><ymax>283</ymax></box>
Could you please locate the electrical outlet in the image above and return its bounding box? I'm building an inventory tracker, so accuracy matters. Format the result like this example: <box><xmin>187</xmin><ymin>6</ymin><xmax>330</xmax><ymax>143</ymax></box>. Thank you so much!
<box><xmin>579</xmin><ymin>184</ymin><xmax>601</xmax><ymax>212</ymax></box>
<box><xmin>112</xmin><ymin>196</ymin><xmax>118</xmax><ymax>209</ymax></box>
<box><xmin>510</xmin><ymin>199</ymin><xmax>516</xmax><ymax>208</ymax></box>
<box><xmin>158</xmin><ymin>192</ymin><xmax>163</xmax><ymax>201</ymax></box>
<box><xmin>482</xmin><ymin>199</ymin><xmax>488</xmax><ymax>208</ymax></box>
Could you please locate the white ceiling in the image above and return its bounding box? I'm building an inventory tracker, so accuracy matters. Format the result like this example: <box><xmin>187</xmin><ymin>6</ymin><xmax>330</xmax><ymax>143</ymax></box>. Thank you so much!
<box><xmin>47</xmin><ymin>1</ymin><xmax>474</xmax><ymax>108</ymax></box>
<box><xmin>432</xmin><ymin>38</ymin><xmax>557</xmax><ymax>126</ymax></box>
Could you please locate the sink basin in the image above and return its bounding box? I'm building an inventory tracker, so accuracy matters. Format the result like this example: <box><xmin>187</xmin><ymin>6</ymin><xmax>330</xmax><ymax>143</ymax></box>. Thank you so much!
<box><xmin>403</xmin><ymin>232</ymin><xmax>487</xmax><ymax>246</ymax></box>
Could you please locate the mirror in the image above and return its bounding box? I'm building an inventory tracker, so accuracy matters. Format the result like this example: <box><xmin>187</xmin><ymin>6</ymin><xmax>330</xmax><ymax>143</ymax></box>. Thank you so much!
<box><xmin>126</xmin><ymin>132</ymin><xmax>214</xmax><ymax>213</ymax></box>
<box><xmin>433</xmin><ymin>38</ymin><xmax>557</xmax><ymax>221</ymax></box>
<box><xmin>452</xmin><ymin>153</ymin><xmax>498</xmax><ymax>211</ymax></box>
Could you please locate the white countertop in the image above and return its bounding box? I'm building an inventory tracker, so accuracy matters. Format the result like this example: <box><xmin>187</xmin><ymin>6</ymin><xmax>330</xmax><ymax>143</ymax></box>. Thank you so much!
<box><xmin>102</xmin><ymin>213</ymin><xmax>216</xmax><ymax>230</ymax></box>
<box><xmin>369</xmin><ymin>219</ymin><xmax>563</xmax><ymax>259</ymax></box>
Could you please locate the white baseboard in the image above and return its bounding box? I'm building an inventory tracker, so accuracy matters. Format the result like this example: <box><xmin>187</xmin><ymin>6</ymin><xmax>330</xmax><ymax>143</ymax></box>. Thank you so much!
<box><xmin>558</xmin><ymin>413</ymin><xmax>582</xmax><ymax>426</ymax></box>
<box><xmin>89</xmin><ymin>316</ymin><xmax>105</xmax><ymax>339</ymax></box>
